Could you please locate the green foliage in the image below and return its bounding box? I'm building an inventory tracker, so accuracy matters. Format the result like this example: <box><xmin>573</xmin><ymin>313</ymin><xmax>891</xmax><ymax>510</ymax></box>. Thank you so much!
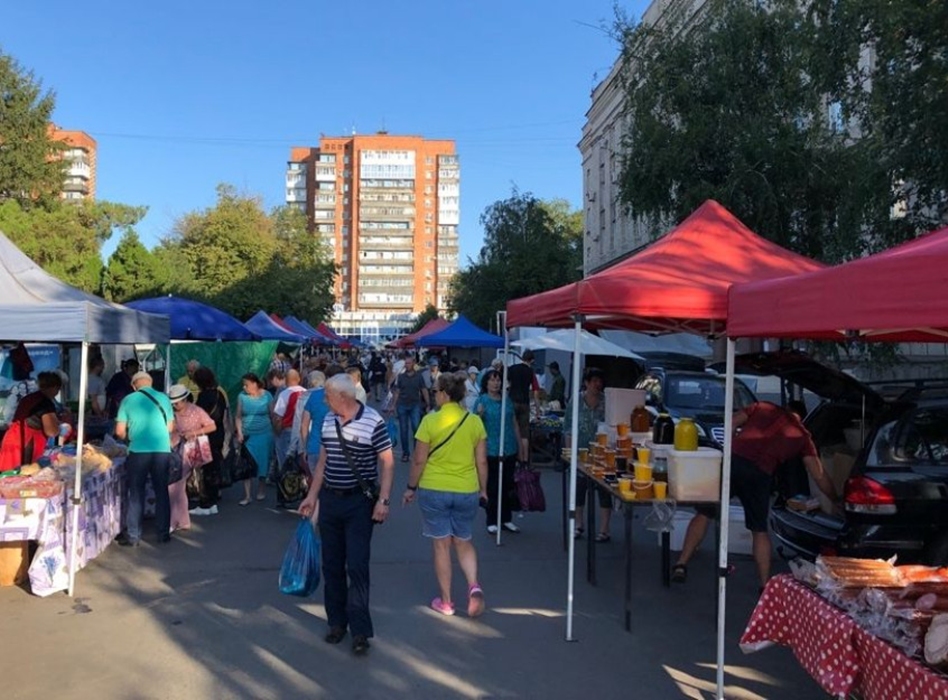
<box><xmin>0</xmin><ymin>199</ymin><xmax>145</xmax><ymax>293</ymax></box>
<box><xmin>614</xmin><ymin>0</ymin><xmax>911</xmax><ymax>262</ymax></box>
<box><xmin>448</xmin><ymin>190</ymin><xmax>583</xmax><ymax>328</ymax></box>
<box><xmin>153</xmin><ymin>189</ymin><xmax>336</xmax><ymax>323</ymax></box>
<box><xmin>102</xmin><ymin>230</ymin><xmax>164</xmax><ymax>301</ymax></box>
<box><xmin>0</xmin><ymin>50</ymin><xmax>65</xmax><ymax>210</ymax></box>
<box><xmin>409</xmin><ymin>303</ymin><xmax>441</xmax><ymax>335</ymax></box>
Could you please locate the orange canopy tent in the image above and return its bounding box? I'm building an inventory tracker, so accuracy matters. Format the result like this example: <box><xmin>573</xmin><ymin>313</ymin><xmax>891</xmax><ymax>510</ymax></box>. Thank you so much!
<box><xmin>506</xmin><ymin>200</ymin><xmax>825</xmax><ymax>336</ymax></box>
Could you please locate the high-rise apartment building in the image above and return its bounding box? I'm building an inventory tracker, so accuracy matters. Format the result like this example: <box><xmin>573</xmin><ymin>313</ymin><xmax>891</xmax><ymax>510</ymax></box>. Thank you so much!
<box><xmin>286</xmin><ymin>133</ymin><xmax>460</xmax><ymax>342</ymax></box>
<box><xmin>49</xmin><ymin>127</ymin><xmax>97</xmax><ymax>201</ymax></box>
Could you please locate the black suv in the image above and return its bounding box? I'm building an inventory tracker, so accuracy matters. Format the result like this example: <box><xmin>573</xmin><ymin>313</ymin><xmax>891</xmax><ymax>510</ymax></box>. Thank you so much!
<box><xmin>633</xmin><ymin>368</ymin><xmax>757</xmax><ymax>446</ymax></box>
<box><xmin>735</xmin><ymin>352</ymin><xmax>948</xmax><ymax>566</ymax></box>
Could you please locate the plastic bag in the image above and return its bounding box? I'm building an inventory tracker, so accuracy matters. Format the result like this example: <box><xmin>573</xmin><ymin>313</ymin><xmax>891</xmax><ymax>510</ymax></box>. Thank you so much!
<box><xmin>279</xmin><ymin>518</ymin><xmax>321</xmax><ymax>597</ymax></box>
<box><xmin>231</xmin><ymin>443</ymin><xmax>257</xmax><ymax>482</ymax></box>
<box><xmin>514</xmin><ymin>464</ymin><xmax>546</xmax><ymax>512</ymax></box>
<box><xmin>387</xmin><ymin>416</ymin><xmax>399</xmax><ymax>448</ymax></box>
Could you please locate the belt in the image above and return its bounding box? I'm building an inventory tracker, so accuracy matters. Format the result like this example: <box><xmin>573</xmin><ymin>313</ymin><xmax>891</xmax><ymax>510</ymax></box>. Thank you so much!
<box><xmin>323</xmin><ymin>485</ymin><xmax>362</xmax><ymax>496</ymax></box>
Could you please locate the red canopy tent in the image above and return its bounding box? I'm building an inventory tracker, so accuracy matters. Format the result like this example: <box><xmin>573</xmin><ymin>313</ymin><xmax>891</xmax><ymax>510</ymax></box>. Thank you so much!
<box><xmin>728</xmin><ymin>225</ymin><xmax>948</xmax><ymax>342</ymax></box>
<box><xmin>389</xmin><ymin>318</ymin><xmax>450</xmax><ymax>348</ymax></box>
<box><xmin>506</xmin><ymin>199</ymin><xmax>825</xmax><ymax>335</ymax></box>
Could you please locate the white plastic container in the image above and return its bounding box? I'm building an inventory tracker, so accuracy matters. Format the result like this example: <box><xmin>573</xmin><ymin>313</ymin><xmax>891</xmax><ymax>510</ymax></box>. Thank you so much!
<box><xmin>658</xmin><ymin>505</ymin><xmax>763</xmax><ymax>556</ymax></box>
<box><xmin>604</xmin><ymin>388</ymin><xmax>646</xmax><ymax>426</ymax></box>
<box><xmin>667</xmin><ymin>447</ymin><xmax>723</xmax><ymax>502</ymax></box>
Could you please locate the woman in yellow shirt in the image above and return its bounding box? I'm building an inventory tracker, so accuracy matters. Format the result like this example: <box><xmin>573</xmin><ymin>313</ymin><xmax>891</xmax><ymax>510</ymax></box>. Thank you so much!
<box><xmin>402</xmin><ymin>372</ymin><xmax>489</xmax><ymax>617</ymax></box>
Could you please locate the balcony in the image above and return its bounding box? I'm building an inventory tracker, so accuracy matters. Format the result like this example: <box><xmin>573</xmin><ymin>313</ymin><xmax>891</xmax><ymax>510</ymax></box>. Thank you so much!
<box><xmin>286</xmin><ymin>188</ymin><xmax>306</xmax><ymax>203</ymax></box>
<box><xmin>67</xmin><ymin>161</ymin><xmax>90</xmax><ymax>179</ymax></box>
<box><xmin>63</xmin><ymin>178</ymin><xmax>89</xmax><ymax>194</ymax></box>
<box><xmin>315</xmin><ymin>167</ymin><xmax>336</xmax><ymax>181</ymax></box>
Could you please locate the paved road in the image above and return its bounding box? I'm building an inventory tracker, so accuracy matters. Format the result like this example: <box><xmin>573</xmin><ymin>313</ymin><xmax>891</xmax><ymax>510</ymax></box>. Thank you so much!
<box><xmin>0</xmin><ymin>462</ymin><xmax>821</xmax><ymax>699</ymax></box>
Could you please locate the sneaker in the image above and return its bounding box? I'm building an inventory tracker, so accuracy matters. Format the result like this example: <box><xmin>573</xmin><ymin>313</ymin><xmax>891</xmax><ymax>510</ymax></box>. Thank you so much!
<box><xmin>188</xmin><ymin>507</ymin><xmax>210</xmax><ymax>516</ymax></box>
<box><xmin>430</xmin><ymin>597</ymin><xmax>455</xmax><ymax>616</ymax></box>
<box><xmin>115</xmin><ymin>534</ymin><xmax>139</xmax><ymax>547</ymax></box>
<box><xmin>502</xmin><ymin>522</ymin><xmax>521</xmax><ymax>533</ymax></box>
<box><xmin>467</xmin><ymin>584</ymin><xmax>485</xmax><ymax>618</ymax></box>
<box><xmin>325</xmin><ymin>626</ymin><xmax>347</xmax><ymax>644</ymax></box>
<box><xmin>486</xmin><ymin>525</ymin><xmax>498</xmax><ymax>535</ymax></box>
<box><xmin>208</xmin><ymin>505</ymin><xmax>219</xmax><ymax>515</ymax></box>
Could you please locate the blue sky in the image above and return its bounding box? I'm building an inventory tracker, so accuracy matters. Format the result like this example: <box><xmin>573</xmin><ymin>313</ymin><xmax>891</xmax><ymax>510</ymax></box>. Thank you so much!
<box><xmin>4</xmin><ymin>0</ymin><xmax>647</xmax><ymax>264</ymax></box>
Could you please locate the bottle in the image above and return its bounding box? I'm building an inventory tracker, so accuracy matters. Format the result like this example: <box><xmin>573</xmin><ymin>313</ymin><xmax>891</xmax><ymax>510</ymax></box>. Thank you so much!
<box><xmin>652</xmin><ymin>413</ymin><xmax>675</xmax><ymax>445</ymax></box>
<box><xmin>631</xmin><ymin>406</ymin><xmax>651</xmax><ymax>434</ymax></box>
<box><xmin>674</xmin><ymin>417</ymin><xmax>699</xmax><ymax>451</ymax></box>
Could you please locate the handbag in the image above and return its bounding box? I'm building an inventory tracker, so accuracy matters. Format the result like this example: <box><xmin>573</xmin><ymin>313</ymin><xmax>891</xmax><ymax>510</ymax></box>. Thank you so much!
<box><xmin>139</xmin><ymin>389</ymin><xmax>184</xmax><ymax>484</ymax></box>
<box><xmin>277</xmin><ymin>453</ymin><xmax>308</xmax><ymax>504</ymax></box>
<box><xmin>232</xmin><ymin>442</ymin><xmax>258</xmax><ymax>482</ymax></box>
<box><xmin>334</xmin><ymin>420</ymin><xmax>379</xmax><ymax>502</ymax></box>
<box><xmin>514</xmin><ymin>462</ymin><xmax>546</xmax><ymax>512</ymax></box>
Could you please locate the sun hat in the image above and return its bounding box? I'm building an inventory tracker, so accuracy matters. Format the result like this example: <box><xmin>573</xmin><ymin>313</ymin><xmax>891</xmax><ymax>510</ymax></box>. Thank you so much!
<box><xmin>167</xmin><ymin>384</ymin><xmax>190</xmax><ymax>403</ymax></box>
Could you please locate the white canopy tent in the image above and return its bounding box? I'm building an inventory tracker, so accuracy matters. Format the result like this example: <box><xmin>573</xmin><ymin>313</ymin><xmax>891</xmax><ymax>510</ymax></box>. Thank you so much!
<box><xmin>0</xmin><ymin>231</ymin><xmax>171</xmax><ymax>595</ymax></box>
<box><xmin>511</xmin><ymin>328</ymin><xmax>647</xmax><ymax>361</ymax></box>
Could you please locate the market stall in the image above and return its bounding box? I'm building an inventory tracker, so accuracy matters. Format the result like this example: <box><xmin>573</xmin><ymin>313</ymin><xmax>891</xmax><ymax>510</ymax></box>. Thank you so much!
<box><xmin>724</xmin><ymin>223</ymin><xmax>948</xmax><ymax>697</ymax></box>
<box><xmin>505</xmin><ymin>199</ymin><xmax>824</xmax><ymax>654</ymax></box>
<box><xmin>0</xmin><ymin>230</ymin><xmax>171</xmax><ymax>595</ymax></box>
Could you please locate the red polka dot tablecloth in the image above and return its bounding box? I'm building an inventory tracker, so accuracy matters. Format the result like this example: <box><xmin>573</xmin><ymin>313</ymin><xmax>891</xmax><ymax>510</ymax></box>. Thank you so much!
<box><xmin>740</xmin><ymin>574</ymin><xmax>948</xmax><ymax>700</ymax></box>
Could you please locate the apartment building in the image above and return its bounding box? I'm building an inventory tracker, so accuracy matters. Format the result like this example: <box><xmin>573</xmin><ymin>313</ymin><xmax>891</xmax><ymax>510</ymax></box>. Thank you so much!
<box><xmin>286</xmin><ymin>132</ymin><xmax>459</xmax><ymax>342</ymax></box>
<box><xmin>49</xmin><ymin>127</ymin><xmax>97</xmax><ymax>201</ymax></box>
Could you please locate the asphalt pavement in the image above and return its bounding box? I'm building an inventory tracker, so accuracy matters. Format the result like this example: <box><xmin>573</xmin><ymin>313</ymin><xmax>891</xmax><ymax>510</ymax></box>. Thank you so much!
<box><xmin>0</xmin><ymin>458</ymin><xmax>823</xmax><ymax>699</ymax></box>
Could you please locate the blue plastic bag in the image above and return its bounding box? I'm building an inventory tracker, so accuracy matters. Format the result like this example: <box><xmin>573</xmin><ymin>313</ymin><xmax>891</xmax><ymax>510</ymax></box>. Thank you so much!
<box><xmin>279</xmin><ymin>518</ymin><xmax>321</xmax><ymax>596</ymax></box>
<box><xmin>387</xmin><ymin>416</ymin><xmax>399</xmax><ymax>448</ymax></box>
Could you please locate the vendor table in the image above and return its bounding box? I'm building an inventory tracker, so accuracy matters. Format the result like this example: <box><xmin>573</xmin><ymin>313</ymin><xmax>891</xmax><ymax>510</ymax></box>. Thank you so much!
<box><xmin>580</xmin><ymin>465</ymin><xmax>719</xmax><ymax>631</ymax></box>
<box><xmin>0</xmin><ymin>459</ymin><xmax>126</xmax><ymax>596</ymax></box>
<box><xmin>741</xmin><ymin>574</ymin><xmax>948</xmax><ymax>699</ymax></box>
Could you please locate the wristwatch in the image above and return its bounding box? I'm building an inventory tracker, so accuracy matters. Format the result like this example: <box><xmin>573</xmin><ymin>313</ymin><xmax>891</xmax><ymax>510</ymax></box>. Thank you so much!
<box><xmin>379</xmin><ymin>498</ymin><xmax>391</xmax><ymax>506</ymax></box>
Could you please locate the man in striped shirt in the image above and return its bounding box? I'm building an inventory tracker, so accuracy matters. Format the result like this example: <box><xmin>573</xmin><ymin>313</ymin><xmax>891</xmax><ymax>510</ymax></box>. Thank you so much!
<box><xmin>299</xmin><ymin>374</ymin><xmax>394</xmax><ymax>656</ymax></box>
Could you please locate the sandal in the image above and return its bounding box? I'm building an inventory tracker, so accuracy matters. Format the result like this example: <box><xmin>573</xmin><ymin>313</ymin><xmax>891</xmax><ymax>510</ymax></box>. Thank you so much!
<box><xmin>574</xmin><ymin>527</ymin><xmax>585</xmax><ymax>540</ymax></box>
<box><xmin>671</xmin><ymin>564</ymin><xmax>688</xmax><ymax>583</ymax></box>
<box><xmin>430</xmin><ymin>597</ymin><xmax>455</xmax><ymax>616</ymax></box>
<box><xmin>595</xmin><ymin>532</ymin><xmax>611</xmax><ymax>543</ymax></box>
<box><xmin>238</xmin><ymin>499</ymin><xmax>251</xmax><ymax>506</ymax></box>
<box><xmin>467</xmin><ymin>584</ymin><xmax>485</xmax><ymax>618</ymax></box>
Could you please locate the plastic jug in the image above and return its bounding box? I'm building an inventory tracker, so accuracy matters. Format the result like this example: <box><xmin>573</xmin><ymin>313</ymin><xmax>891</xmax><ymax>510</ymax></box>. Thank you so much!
<box><xmin>652</xmin><ymin>413</ymin><xmax>675</xmax><ymax>445</ymax></box>
<box><xmin>631</xmin><ymin>406</ymin><xmax>651</xmax><ymax>433</ymax></box>
<box><xmin>673</xmin><ymin>417</ymin><xmax>699</xmax><ymax>451</ymax></box>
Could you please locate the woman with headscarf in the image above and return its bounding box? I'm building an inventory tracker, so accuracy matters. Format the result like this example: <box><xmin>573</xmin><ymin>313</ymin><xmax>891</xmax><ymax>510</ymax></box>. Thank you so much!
<box><xmin>402</xmin><ymin>372</ymin><xmax>489</xmax><ymax>617</ymax></box>
<box><xmin>0</xmin><ymin>372</ymin><xmax>62</xmax><ymax>469</ymax></box>
<box><xmin>167</xmin><ymin>384</ymin><xmax>216</xmax><ymax>533</ymax></box>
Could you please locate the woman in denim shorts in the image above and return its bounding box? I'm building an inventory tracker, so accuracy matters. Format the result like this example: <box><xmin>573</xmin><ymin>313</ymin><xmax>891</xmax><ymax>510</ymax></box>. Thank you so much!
<box><xmin>402</xmin><ymin>372</ymin><xmax>489</xmax><ymax>617</ymax></box>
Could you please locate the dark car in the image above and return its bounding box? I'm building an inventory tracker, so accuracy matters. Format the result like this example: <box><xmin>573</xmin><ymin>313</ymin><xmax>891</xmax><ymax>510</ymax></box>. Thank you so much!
<box><xmin>633</xmin><ymin>368</ymin><xmax>757</xmax><ymax>446</ymax></box>
<box><xmin>735</xmin><ymin>352</ymin><xmax>948</xmax><ymax>566</ymax></box>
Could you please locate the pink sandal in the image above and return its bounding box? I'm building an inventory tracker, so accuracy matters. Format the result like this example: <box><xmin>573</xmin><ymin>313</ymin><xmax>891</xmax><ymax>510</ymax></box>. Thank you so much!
<box><xmin>430</xmin><ymin>597</ymin><xmax>455</xmax><ymax>616</ymax></box>
<box><xmin>467</xmin><ymin>584</ymin><xmax>485</xmax><ymax>618</ymax></box>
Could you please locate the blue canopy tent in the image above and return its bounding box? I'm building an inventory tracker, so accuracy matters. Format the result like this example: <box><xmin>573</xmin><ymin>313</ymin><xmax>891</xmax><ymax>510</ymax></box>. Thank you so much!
<box><xmin>244</xmin><ymin>310</ymin><xmax>306</xmax><ymax>342</ymax></box>
<box><xmin>416</xmin><ymin>315</ymin><xmax>504</xmax><ymax>348</ymax></box>
<box><xmin>283</xmin><ymin>316</ymin><xmax>324</xmax><ymax>342</ymax></box>
<box><xmin>127</xmin><ymin>296</ymin><xmax>257</xmax><ymax>341</ymax></box>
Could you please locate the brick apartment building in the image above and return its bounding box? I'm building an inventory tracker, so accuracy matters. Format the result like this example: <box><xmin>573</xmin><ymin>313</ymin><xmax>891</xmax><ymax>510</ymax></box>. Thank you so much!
<box><xmin>49</xmin><ymin>127</ymin><xmax>96</xmax><ymax>201</ymax></box>
<box><xmin>286</xmin><ymin>132</ymin><xmax>460</xmax><ymax>342</ymax></box>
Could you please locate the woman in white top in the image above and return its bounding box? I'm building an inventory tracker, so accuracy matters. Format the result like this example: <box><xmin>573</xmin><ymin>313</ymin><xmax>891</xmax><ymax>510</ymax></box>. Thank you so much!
<box><xmin>87</xmin><ymin>356</ymin><xmax>107</xmax><ymax>417</ymax></box>
<box><xmin>463</xmin><ymin>366</ymin><xmax>480</xmax><ymax>411</ymax></box>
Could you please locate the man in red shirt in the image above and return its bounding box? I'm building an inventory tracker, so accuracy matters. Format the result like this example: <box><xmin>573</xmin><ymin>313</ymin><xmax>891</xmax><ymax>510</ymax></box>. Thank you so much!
<box><xmin>670</xmin><ymin>401</ymin><xmax>837</xmax><ymax>588</ymax></box>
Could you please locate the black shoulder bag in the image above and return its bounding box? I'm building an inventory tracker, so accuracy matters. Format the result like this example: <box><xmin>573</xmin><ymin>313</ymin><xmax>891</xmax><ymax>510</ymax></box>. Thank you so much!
<box><xmin>139</xmin><ymin>389</ymin><xmax>185</xmax><ymax>484</ymax></box>
<box><xmin>334</xmin><ymin>420</ymin><xmax>380</xmax><ymax>502</ymax></box>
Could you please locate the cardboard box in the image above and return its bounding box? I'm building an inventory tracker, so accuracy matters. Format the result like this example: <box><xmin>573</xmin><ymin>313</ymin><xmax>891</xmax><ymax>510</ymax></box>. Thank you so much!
<box><xmin>811</xmin><ymin>449</ymin><xmax>855</xmax><ymax>514</ymax></box>
<box><xmin>0</xmin><ymin>541</ymin><xmax>29</xmax><ymax>586</ymax></box>
<box><xmin>604</xmin><ymin>388</ymin><xmax>646</xmax><ymax>426</ymax></box>
<box><xmin>668</xmin><ymin>447</ymin><xmax>722</xmax><ymax>501</ymax></box>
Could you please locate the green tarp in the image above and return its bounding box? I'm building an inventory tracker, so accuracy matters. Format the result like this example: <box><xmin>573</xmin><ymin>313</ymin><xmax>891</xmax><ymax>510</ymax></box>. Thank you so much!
<box><xmin>163</xmin><ymin>341</ymin><xmax>279</xmax><ymax>402</ymax></box>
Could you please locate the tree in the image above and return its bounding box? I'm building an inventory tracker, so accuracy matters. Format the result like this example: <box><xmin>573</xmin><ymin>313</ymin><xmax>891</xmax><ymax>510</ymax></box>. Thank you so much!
<box><xmin>0</xmin><ymin>50</ymin><xmax>65</xmax><ymax>209</ymax></box>
<box><xmin>615</xmin><ymin>0</ymin><xmax>887</xmax><ymax>263</ymax></box>
<box><xmin>0</xmin><ymin>198</ymin><xmax>146</xmax><ymax>293</ymax></box>
<box><xmin>159</xmin><ymin>190</ymin><xmax>336</xmax><ymax>322</ymax></box>
<box><xmin>409</xmin><ymin>303</ymin><xmax>441</xmax><ymax>335</ymax></box>
<box><xmin>102</xmin><ymin>230</ymin><xmax>164</xmax><ymax>301</ymax></box>
<box><xmin>810</xmin><ymin>0</ymin><xmax>948</xmax><ymax>248</ymax></box>
<box><xmin>448</xmin><ymin>191</ymin><xmax>583</xmax><ymax>329</ymax></box>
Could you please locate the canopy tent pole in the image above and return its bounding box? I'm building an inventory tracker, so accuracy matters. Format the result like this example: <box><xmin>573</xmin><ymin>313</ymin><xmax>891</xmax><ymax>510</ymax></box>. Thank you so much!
<box><xmin>165</xmin><ymin>343</ymin><xmax>172</xmax><ymax>391</ymax></box>
<box><xmin>495</xmin><ymin>311</ymin><xmax>508</xmax><ymax>547</ymax></box>
<box><xmin>565</xmin><ymin>316</ymin><xmax>582</xmax><ymax>641</ymax></box>
<box><xmin>67</xmin><ymin>341</ymin><xmax>90</xmax><ymax>597</ymax></box>
<box><xmin>715</xmin><ymin>338</ymin><xmax>736</xmax><ymax>698</ymax></box>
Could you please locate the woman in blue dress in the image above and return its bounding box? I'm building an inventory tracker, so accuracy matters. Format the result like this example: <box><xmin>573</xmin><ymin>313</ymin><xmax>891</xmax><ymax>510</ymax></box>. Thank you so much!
<box><xmin>235</xmin><ymin>372</ymin><xmax>274</xmax><ymax>505</ymax></box>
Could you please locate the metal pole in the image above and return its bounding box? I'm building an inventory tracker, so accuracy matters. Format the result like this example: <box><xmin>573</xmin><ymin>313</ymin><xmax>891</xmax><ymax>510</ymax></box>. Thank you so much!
<box><xmin>715</xmin><ymin>338</ymin><xmax>736</xmax><ymax>698</ymax></box>
<box><xmin>566</xmin><ymin>316</ymin><xmax>583</xmax><ymax>641</ymax></box>
<box><xmin>67</xmin><ymin>341</ymin><xmax>90</xmax><ymax>596</ymax></box>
